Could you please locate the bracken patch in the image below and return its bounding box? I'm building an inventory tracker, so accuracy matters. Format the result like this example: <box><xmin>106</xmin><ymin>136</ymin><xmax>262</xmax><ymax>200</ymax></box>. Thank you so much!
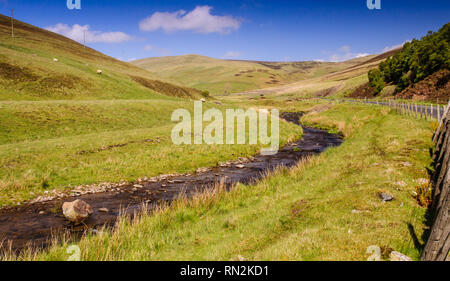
<box><xmin>0</xmin><ymin>62</ymin><xmax>39</xmax><ymax>82</ymax></box>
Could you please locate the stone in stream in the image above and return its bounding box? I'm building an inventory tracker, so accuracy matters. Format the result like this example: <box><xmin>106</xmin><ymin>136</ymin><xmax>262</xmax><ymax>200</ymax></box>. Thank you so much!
<box><xmin>196</xmin><ymin>167</ymin><xmax>209</xmax><ymax>173</ymax></box>
<box><xmin>62</xmin><ymin>199</ymin><xmax>93</xmax><ymax>223</ymax></box>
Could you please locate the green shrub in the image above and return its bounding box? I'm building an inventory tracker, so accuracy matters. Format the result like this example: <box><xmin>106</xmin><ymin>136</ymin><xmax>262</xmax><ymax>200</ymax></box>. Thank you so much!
<box><xmin>201</xmin><ymin>90</ymin><xmax>210</xmax><ymax>98</ymax></box>
<box><xmin>368</xmin><ymin>69</ymin><xmax>385</xmax><ymax>95</ymax></box>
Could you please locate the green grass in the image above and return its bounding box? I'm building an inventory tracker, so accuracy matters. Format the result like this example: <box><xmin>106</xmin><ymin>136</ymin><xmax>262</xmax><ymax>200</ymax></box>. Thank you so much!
<box><xmin>11</xmin><ymin>102</ymin><xmax>433</xmax><ymax>261</ymax></box>
<box><xmin>0</xmin><ymin>99</ymin><xmax>301</xmax><ymax>207</ymax></box>
<box><xmin>0</xmin><ymin>99</ymin><xmax>184</xmax><ymax>144</ymax></box>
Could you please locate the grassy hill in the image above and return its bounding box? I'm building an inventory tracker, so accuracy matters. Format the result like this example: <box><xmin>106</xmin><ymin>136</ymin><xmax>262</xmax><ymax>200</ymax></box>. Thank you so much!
<box><xmin>131</xmin><ymin>54</ymin><xmax>377</xmax><ymax>95</ymax></box>
<box><xmin>0</xmin><ymin>15</ymin><xmax>302</xmax><ymax>206</ymax></box>
<box><xmin>0</xmin><ymin>14</ymin><xmax>203</xmax><ymax>100</ymax></box>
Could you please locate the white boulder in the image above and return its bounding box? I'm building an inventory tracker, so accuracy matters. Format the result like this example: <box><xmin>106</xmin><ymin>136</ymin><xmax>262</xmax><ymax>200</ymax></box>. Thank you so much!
<box><xmin>62</xmin><ymin>199</ymin><xmax>93</xmax><ymax>223</ymax></box>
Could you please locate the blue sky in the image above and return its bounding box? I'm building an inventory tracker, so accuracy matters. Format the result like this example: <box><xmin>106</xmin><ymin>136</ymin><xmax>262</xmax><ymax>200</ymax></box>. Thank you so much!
<box><xmin>0</xmin><ymin>0</ymin><xmax>449</xmax><ymax>62</ymax></box>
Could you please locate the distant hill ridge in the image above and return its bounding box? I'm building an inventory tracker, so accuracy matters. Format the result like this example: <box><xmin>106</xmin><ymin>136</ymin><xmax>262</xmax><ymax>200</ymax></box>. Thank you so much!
<box><xmin>131</xmin><ymin>53</ymin><xmax>382</xmax><ymax>95</ymax></box>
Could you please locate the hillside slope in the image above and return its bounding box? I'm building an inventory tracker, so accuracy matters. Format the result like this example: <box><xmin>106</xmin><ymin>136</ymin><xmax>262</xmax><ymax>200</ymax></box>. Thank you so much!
<box><xmin>217</xmin><ymin>50</ymin><xmax>397</xmax><ymax>101</ymax></box>
<box><xmin>132</xmin><ymin>54</ymin><xmax>377</xmax><ymax>95</ymax></box>
<box><xmin>0</xmin><ymin>14</ymin><xmax>202</xmax><ymax>100</ymax></box>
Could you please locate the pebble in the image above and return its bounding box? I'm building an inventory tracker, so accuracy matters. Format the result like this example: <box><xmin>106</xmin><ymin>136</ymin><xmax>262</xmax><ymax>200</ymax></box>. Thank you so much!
<box><xmin>379</xmin><ymin>192</ymin><xmax>394</xmax><ymax>202</ymax></box>
<box><xmin>98</xmin><ymin>208</ymin><xmax>109</xmax><ymax>213</ymax></box>
<box><xmin>196</xmin><ymin>167</ymin><xmax>209</xmax><ymax>173</ymax></box>
<box><xmin>395</xmin><ymin>181</ymin><xmax>407</xmax><ymax>187</ymax></box>
<box><xmin>416</xmin><ymin>178</ymin><xmax>429</xmax><ymax>185</ymax></box>
<box><xmin>390</xmin><ymin>251</ymin><xmax>412</xmax><ymax>261</ymax></box>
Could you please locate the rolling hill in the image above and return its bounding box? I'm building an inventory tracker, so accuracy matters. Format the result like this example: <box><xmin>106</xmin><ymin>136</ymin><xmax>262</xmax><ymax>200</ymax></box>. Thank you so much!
<box><xmin>0</xmin><ymin>14</ymin><xmax>203</xmax><ymax>100</ymax></box>
<box><xmin>132</xmin><ymin>54</ymin><xmax>380</xmax><ymax>95</ymax></box>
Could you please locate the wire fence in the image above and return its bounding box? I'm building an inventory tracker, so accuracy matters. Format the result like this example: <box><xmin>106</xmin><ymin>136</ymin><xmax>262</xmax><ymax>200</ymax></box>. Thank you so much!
<box><xmin>337</xmin><ymin>98</ymin><xmax>449</xmax><ymax>122</ymax></box>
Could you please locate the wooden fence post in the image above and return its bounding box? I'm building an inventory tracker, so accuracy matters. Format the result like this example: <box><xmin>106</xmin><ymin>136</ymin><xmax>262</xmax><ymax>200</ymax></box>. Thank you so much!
<box><xmin>437</xmin><ymin>105</ymin><xmax>440</xmax><ymax>122</ymax></box>
<box><xmin>433</xmin><ymin>101</ymin><xmax>450</xmax><ymax>143</ymax></box>
<box><xmin>431</xmin><ymin>104</ymin><xmax>434</xmax><ymax>121</ymax></box>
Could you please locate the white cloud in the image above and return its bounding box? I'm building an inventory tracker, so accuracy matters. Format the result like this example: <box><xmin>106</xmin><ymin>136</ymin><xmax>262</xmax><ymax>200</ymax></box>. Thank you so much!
<box><xmin>116</xmin><ymin>57</ymin><xmax>137</xmax><ymax>62</ymax></box>
<box><xmin>139</xmin><ymin>6</ymin><xmax>241</xmax><ymax>34</ymax></box>
<box><xmin>45</xmin><ymin>23</ymin><xmax>132</xmax><ymax>43</ymax></box>
<box><xmin>355</xmin><ymin>53</ymin><xmax>370</xmax><ymax>58</ymax></box>
<box><xmin>222</xmin><ymin>51</ymin><xmax>242</xmax><ymax>59</ymax></box>
<box><xmin>381</xmin><ymin>40</ymin><xmax>410</xmax><ymax>53</ymax></box>
<box><xmin>144</xmin><ymin>44</ymin><xmax>170</xmax><ymax>56</ymax></box>
<box><xmin>328</xmin><ymin>46</ymin><xmax>370</xmax><ymax>62</ymax></box>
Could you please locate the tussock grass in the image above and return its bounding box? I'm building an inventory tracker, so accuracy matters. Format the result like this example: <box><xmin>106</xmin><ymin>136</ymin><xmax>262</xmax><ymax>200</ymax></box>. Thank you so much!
<box><xmin>11</xmin><ymin>103</ymin><xmax>433</xmax><ymax>261</ymax></box>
